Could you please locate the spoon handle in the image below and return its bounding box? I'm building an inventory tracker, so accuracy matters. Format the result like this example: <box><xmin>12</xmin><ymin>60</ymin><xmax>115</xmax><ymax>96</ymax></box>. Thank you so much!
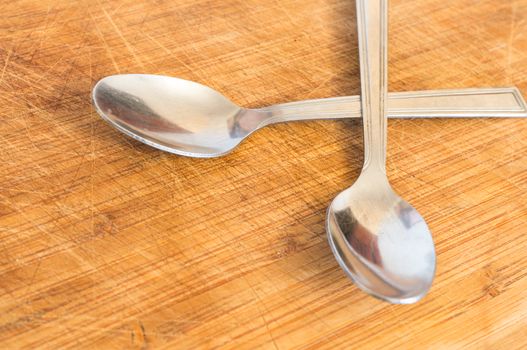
<box><xmin>258</xmin><ymin>87</ymin><xmax>527</xmax><ymax>121</ymax></box>
<box><xmin>357</xmin><ymin>0</ymin><xmax>388</xmax><ymax>172</ymax></box>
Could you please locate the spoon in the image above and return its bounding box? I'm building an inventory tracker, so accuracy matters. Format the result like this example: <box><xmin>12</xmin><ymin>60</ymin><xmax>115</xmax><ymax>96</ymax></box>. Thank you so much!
<box><xmin>92</xmin><ymin>75</ymin><xmax>527</xmax><ymax>158</ymax></box>
<box><xmin>326</xmin><ymin>0</ymin><xmax>435</xmax><ymax>303</ymax></box>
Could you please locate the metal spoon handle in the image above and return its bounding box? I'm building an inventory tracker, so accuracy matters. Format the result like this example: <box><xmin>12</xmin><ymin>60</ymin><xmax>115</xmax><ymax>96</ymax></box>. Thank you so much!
<box><xmin>258</xmin><ymin>87</ymin><xmax>527</xmax><ymax>121</ymax></box>
<box><xmin>357</xmin><ymin>0</ymin><xmax>388</xmax><ymax>172</ymax></box>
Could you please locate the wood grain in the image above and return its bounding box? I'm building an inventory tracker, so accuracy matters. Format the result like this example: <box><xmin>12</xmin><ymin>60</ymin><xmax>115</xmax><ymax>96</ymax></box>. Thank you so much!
<box><xmin>1</xmin><ymin>0</ymin><xmax>526</xmax><ymax>348</ymax></box>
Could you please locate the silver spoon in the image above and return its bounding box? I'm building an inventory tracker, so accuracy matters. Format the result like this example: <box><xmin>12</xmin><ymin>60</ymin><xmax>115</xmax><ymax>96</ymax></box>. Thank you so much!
<box><xmin>92</xmin><ymin>75</ymin><xmax>527</xmax><ymax>158</ymax></box>
<box><xmin>326</xmin><ymin>0</ymin><xmax>435</xmax><ymax>304</ymax></box>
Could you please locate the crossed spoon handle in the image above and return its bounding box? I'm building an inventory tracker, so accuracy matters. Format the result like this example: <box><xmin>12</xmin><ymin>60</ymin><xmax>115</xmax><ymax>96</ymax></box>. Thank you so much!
<box><xmin>357</xmin><ymin>0</ymin><xmax>389</xmax><ymax>171</ymax></box>
<box><xmin>260</xmin><ymin>87</ymin><xmax>527</xmax><ymax>122</ymax></box>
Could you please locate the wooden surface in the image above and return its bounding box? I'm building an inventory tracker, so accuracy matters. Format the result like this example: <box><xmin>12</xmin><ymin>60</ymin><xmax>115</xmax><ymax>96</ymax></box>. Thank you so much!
<box><xmin>1</xmin><ymin>0</ymin><xmax>527</xmax><ymax>348</ymax></box>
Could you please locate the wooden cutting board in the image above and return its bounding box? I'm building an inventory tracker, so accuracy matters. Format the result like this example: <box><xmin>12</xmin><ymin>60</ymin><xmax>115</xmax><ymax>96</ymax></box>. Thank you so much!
<box><xmin>1</xmin><ymin>0</ymin><xmax>526</xmax><ymax>348</ymax></box>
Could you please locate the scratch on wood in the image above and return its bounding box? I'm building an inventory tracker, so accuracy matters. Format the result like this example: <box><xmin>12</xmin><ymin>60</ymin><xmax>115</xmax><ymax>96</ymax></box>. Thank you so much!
<box><xmin>89</xmin><ymin>11</ymin><xmax>121</xmax><ymax>73</ymax></box>
<box><xmin>0</xmin><ymin>47</ymin><xmax>12</xmax><ymax>83</ymax></box>
<box><xmin>102</xmin><ymin>8</ymin><xmax>145</xmax><ymax>69</ymax></box>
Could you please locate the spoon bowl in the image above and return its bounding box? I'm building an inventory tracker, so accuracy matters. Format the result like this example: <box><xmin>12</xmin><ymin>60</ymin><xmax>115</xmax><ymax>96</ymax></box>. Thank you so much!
<box><xmin>92</xmin><ymin>74</ymin><xmax>254</xmax><ymax>158</ymax></box>
<box><xmin>327</xmin><ymin>172</ymin><xmax>435</xmax><ymax>303</ymax></box>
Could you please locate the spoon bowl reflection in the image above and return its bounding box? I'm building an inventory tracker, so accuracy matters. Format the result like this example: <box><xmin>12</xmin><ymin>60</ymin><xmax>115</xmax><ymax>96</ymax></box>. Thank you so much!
<box><xmin>92</xmin><ymin>74</ymin><xmax>254</xmax><ymax>158</ymax></box>
<box><xmin>327</xmin><ymin>173</ymin><xmax>435</xmax><ymax>304</ymax></box>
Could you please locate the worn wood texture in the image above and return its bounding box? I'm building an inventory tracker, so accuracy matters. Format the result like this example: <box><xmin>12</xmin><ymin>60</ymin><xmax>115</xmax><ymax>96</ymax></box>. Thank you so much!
<box><xmin>1</xmin><ymin>0</ymin><xmax>526</xmax><ymax>348</ymax></box>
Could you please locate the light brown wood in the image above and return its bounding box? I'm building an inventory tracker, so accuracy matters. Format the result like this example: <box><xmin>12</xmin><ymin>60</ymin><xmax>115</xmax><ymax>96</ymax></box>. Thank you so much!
<box><xmin>1</xmin><ymin>0</ymin><xmax>526</xmax><ymax>348</ymax></box>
